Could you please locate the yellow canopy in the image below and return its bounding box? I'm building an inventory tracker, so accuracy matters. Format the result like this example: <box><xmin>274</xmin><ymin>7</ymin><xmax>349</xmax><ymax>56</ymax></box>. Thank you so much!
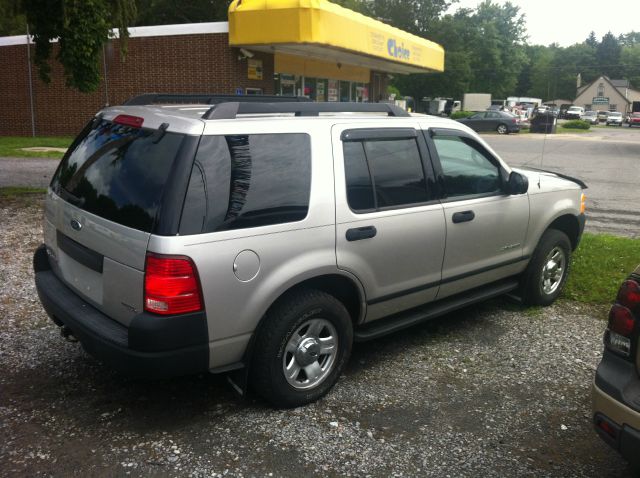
<box><xmin>228</xmin><ymin>0</ymin><xmax>445</xmax><ymax>74</ymax></box>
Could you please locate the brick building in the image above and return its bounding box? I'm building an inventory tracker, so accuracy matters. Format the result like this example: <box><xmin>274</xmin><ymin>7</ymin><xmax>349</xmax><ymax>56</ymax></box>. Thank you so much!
<box><xmin>0</xmin><ymin>0</ymin><xmax>444</xmax><ymax>136</ymax></box>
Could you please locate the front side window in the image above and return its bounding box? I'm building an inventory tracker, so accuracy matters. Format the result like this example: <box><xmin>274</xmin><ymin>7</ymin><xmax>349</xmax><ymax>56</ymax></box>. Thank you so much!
<box><xmin>432</xmin><ymin>135</ymin><xmax>501</xmax><ymax>198</ymax></box>
<box><xmin>179</xmin><ymin>133</ymin><xmax>311</xmax><ymax>234</ymax></box>
<box><xmin>343</xmin><ymin>135</ymin><xmax>428</xmax><ymax>212</ymax></box>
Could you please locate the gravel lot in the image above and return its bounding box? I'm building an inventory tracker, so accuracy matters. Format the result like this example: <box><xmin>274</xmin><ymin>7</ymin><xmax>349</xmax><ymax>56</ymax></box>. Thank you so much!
<box><xmin>0</xmin><ymin>193</ymin><xmax>634</xmax><ymax>477</ymax></box>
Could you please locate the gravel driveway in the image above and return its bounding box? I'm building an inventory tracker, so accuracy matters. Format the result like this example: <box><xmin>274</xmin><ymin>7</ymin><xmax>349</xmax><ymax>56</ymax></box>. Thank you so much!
<box><xmin>0</xmin><ymin>193</ymin><xmax>634</xmax><ymax>477</ymax></box>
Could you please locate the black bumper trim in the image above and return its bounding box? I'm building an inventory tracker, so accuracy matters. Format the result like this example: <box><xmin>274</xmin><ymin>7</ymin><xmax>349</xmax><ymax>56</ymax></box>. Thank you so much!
<box><xmin>595</xmin><ymin>351</ymin><xmax>640</xmax><ymax>414</ymax></box>
<box><xmin>33</xmin><ymin>245</ymin><xmax>209</xmax><ymax>379</ymax></box>
<box><xmin>594</xmin><ymin>413</ymin><xmax>640</xmax><ymax>470</ymax></box>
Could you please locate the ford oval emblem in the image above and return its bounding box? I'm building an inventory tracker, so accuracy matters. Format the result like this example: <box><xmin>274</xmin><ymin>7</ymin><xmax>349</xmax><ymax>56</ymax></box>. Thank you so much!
<box><xmin>70</xmin><ymin>219</ymin><xmax>82</xmax><ymax>231</ymax></box>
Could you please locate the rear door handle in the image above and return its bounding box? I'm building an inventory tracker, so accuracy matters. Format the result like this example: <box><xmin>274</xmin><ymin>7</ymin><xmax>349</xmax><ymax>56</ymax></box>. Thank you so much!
<box><xmin>346</xmin><ymin>226</ymin><xmax>377</xmax><ymax>242</ymax></box>
<box><xmin>452</xmin><ymin>210</ymin><xmax>475</xmax><ymax>224</ymax></box>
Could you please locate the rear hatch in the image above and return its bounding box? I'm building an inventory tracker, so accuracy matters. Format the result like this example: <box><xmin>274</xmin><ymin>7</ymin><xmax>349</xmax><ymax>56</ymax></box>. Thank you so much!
<box><xmin>44</xmin><ymin>111</ymin><xmax>200</xmax><ymax>326</ymax></box>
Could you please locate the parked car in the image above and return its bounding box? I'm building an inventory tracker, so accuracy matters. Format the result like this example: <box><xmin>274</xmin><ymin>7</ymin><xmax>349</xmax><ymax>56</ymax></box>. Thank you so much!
<box><xmin>565</xmin><ymin>106</ymin><xmax>585</xmax><ymax>120</ymax></box>
<box><xmin>628</xmin><ymin>113</ymin><xmax>640</xmax><ymax>127</ymax></box>
<box><xmin>597</xmin><ymin>110</ymin><xmax>609</xmax><ymax>122</ymax></box>
<box><xmin>581</xmin><ymin>111</ymin><xmax>599</xmax><ymax>125</ymax></box>
<box><xmin>33</xmin><ymin>97</ymin><xmax>586</xmax><ymax>408</ymax></box>
<box><xmin>455</xmin><ymin>110</ymin><xmax>520</xmax><ymax>134</ymax></box>
<box><xmin>559</xmin><ymin>104</ymin><xmax>573</xmax><ymax>119</ymax></box>
<box><xmin>592</xmin><ymin>265</ymin><xmax>640</xmax><ymax>472</ymax></box>
<box><xmin>606</xmin><ymin>112</ymin><xmax>624</xmax><ymax>126</ymax></box>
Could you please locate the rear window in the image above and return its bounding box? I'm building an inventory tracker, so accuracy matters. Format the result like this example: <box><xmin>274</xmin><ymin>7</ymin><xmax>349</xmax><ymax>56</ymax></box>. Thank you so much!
<box><xmin>179</xmin><ymin>133</ymin><xmax>311</xmax><ymax>235</ymax></box>
<box><xmin>51</xmin><ymin>119</ymin><xmax>185</xmax><ymax>232</ymax></box>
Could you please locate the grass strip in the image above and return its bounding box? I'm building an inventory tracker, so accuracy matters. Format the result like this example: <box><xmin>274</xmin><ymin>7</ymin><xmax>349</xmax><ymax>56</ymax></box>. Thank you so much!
<box><xmin>0</xmin><ymin>136</ymin><xmax>72</xmax><ymax>159</ymax></box>
<box><xmin>564</xmin><ymin>233</ymin><xmax>640</xmax><ymax>305</ymax></box>
<box><xmin>0</xmin><ymin>187</ymin><xmax>47</xmax><ymax>198</ymax></box>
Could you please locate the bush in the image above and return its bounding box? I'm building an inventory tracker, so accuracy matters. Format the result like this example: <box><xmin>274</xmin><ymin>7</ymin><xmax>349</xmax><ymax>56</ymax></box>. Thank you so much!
<box><xmin>451</xmin><ymin>110</ymin><xmax>475</xmax><ymax>119</ymax></box>
<box><xmin>562</xmin><ymin>120</ymin><xmax>590</xmax><ymax>129</ymax></box>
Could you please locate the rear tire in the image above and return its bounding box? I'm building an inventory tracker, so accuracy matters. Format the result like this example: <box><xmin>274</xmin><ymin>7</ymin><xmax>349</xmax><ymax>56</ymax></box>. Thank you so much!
<box><xmin>250</xmin><ymin>288</ymin><xmax>353</xmax><ymax>408</ymax></box>
<box><xmin>497</xmin><ymin>124</ymin><xmax>508</xmax><ymax>134</ymax></box>
<box><xmin>521</xmin><ymin>229</ymin><xmax>572</xmax><ymax>306</ymax></box>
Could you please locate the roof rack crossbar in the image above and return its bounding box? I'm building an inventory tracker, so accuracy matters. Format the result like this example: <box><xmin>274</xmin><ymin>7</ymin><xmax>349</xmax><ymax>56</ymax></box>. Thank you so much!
<box><xmin>201</xmin><ymin>102</ymin><xmax>410</xmax><ymax>119</ymax></box>
<box><xmin>123</xmin><ymin>93</ymin><xmax>312</xmax><ymax>106</ymax></box>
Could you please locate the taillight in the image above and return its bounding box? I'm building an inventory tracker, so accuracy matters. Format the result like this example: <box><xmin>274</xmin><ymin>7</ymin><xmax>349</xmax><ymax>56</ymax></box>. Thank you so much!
<box><xmin>617</xmin><ymin>279</ymin><xmax>640</xmax><ymax>311</ymax></box>
<box><xmin>608</xmin><ymin>305</ymin><xmax>635</xmax><ymax>336</ymax></box>
<box><xmin>114</xmin><ymin>114</ymin><xmax>144</xmax><ymax>128</ymax></box>
<box><xmin>605</xmin><ymin>279</ymin><xmax>639</xmax><ymax>357</ymax></box>
<box><xmin>144</xmin><ymin>254</ymin><xmax>203</xmax><ymax>315</ymax></box>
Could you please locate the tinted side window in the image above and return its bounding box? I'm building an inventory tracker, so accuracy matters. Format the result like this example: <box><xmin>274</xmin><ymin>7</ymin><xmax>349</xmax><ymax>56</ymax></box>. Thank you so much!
<box><xmin>343</xmin><ymin>142</ymin><xmax>375</xmax><ymax>211</ymax></box>
<box><xmin>343</xmin><ymin>136</ymin><xmax>428</xmax><ymax>212</ymax></box>
<box><xmin>432</xmin><ymin>135</ymin><xmax>501</xmax><ymax>198</ymax></box>
<box><xmin>179</xmin><ymin>134</ymin><xmax>311</xmax><ymax>234</ymax></box>
<box><xmin>364</xmin><ymin>139</ymin><xmax>428</xmax><ymax>207</ymax></box>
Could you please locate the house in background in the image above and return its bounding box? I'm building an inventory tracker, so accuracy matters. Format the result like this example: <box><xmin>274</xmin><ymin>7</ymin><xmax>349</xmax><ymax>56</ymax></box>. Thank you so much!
<box><xmin>574</xmin><ymin>76</ymin><xmax>640</xmax><ymax>114</ymax></box>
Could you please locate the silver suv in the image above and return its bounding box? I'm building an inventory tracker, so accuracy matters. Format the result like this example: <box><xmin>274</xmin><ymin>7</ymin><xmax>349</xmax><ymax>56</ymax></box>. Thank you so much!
<box><xmin>34</xmin><ymin>97</ymin><xmax>587</xmax><ymax>407</ymax></box>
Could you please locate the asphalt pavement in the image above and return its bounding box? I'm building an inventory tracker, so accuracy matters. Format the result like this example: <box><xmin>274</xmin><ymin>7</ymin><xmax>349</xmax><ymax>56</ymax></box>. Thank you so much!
<box><xmin>482</xmin><ymin>126</ymin><xmax>640</xmax><ymax>238</ymax></box>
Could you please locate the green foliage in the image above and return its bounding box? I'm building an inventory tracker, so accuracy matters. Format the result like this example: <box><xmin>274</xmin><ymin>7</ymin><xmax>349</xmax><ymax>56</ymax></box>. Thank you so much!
<box><xmin>393</xmin><ymin>1</ymin><xmax>527</xmax><ymax>100</ymax></box>
<box><xmin>564</xmin><ymin>233</ymin><xmax>640</xmax><ymax>305</ymax></box>
<box><xmin>562</xmin><ymin>120</ymin><xmax>590</xmax><ymax>129</ymax></box>
<box><xmin>596</xmin><ymin>32</ymin><xmax>622</xmax><ymax>78</ymax></box>
<box><xmin>135</xmin><ymin>0</ymin><xmax>230</xmax><ymax>25</ymax></box>
<box><xmin>0</xmin><ymin>0</ymin><xmax>26</xmax><ymax>35</ymax></box>
<box><xmin>450</xmin><ymin>110</ymin><xmax>474</xmax><ymax>119</ymax></box>
<box><xmin>621</xmin><ymin>44</ymin><xmax>640</xmax><ymax>88</ymax></box>
<box><xmin>23</xmin><ymin>0</ymin><xmax>136</xmax><ymax>92</ymax></box>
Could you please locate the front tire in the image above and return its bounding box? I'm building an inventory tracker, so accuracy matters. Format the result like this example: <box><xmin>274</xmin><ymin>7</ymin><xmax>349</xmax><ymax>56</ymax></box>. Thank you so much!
<box><xmin>251</xmin><ymin>289</ymin><xmax>353</xmax><ymax>408</ymax></box>
<box><xmin>521</xmin><ymin>229</ymin><xmax>572</xmax><ymax>306</ymax></box>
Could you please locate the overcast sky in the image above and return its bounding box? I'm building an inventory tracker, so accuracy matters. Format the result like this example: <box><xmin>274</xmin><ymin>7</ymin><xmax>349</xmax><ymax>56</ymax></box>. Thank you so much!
<box><xmin>446</xmin><ymin>0</ymin><xmax>639</xmax><ymax>46</ymax></box>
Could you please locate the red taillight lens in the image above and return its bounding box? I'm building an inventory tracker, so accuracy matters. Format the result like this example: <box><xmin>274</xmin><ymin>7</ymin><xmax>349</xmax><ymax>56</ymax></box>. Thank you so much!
<box><xmin>617</xmin><ymin>279</ymin><xmax>640</xmax><ymax>311</ymax></box>
<box><xmin>608</xmin><ymin>304</ymin><xmax>635</xmax><ymax>337</ymax></box>
<box><xmin>114</xmin><ymin>114</ymin><xmax>144</xmax><ymax>128</ymax></box>
<box><xmin>144</xmin><ymin>254</ymin><xmax>203</xmax><ymax>315</ymax></box>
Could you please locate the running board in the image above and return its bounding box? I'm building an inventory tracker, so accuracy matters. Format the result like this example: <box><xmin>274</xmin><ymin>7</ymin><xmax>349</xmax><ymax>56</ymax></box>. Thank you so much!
<box><xmin>354</xmin><ymin>278</ymin><xmax>520</xmax><ymax>342</ymax></box>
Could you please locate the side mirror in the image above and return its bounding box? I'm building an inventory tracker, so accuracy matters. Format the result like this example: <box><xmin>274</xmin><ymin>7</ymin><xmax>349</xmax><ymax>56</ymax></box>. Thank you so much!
<box><xmin>508</xmin><ymin>171</ymin><xmax>529</xmax><ymax>195</ymax></box>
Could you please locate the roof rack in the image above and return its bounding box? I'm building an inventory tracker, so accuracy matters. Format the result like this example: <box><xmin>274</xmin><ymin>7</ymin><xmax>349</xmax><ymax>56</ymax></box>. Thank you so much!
<box><xmin>201</xmin><ymin>102</ymin><xmax>411</xmax><ymax>119</ymax></box>
<box><xmin>123</xmin><ymin>93</ymin><xmax>312</xmax><ymax>106</ymax></box>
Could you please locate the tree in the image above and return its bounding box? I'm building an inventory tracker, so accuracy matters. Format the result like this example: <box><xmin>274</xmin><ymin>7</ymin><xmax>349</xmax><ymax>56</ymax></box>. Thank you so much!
<box><xmin>585</xmin><ymin>31</ymin><xmax>598</xmax><ymax>48</ymax></box>
<box><xmin>22</xmin><ymin>0</ymin><xmax>136</xmax><ymax>92</ymax></box>
<box><xmin>596</xmin><ymin>31</ymin><xmax>622</xmax><ymax>78</ymax></box>
<box><xmin>0</xmin><ymin>0</ymin><xmax>26</xmax><ymax>36</ymax></box>
<box><xmin>135</xmin><ymin>0</ymin><xmax>232</xmax><ymax>25</ymax></box>
<box><xmin>621</xmin><ymin>45</ymin><xmax>640</xmax><ymax>88</ymax></box>
<box><xmin>618</xmin><ymin>31</ymin><xmax>640</xmax><ymax>47</ymax></box>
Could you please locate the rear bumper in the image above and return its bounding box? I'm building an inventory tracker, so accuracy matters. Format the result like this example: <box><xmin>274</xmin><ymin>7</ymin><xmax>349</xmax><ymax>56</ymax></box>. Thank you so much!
<box><xmin>33</xmin><ymin>244</ymin><xmax>209</xmax><ymax>379</ymax></box>
<box><xmin>593</xmin><ymin>349</ymin><xmax>640</xmax><ymax>469</ymax></box>
<box><xmin>593</xmin><ymin>383</ymin><xmax>640</xmax><ymax>470</ymax></box>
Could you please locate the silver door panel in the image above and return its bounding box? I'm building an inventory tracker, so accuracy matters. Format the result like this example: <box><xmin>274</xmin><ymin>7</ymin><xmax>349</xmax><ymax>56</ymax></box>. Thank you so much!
<box><xmin>438</xmin><ymin>194</ymin><xmax>529</xmax><ymax>297</ymax></box>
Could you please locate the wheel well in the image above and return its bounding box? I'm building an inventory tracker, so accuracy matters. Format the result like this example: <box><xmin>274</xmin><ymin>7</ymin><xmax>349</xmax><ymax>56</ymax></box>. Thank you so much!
<box><xmin>273</xmin><ymin>275</ymin><xmax>363</xmax><ymax>326</ymax></box>
<box><xmin>548</xmin><ymin>215</ymin><xmax>580</xmax><ymax>250</ymax></box>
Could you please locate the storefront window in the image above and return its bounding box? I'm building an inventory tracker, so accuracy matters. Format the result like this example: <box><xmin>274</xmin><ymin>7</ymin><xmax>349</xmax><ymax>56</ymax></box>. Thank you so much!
<box><xmin>279</xmin><ymin>74</ymin><xmax>296</xmax><ymax>96</ymax></box>
<box><xmin>340</xmin><ymin>81</ymin><xmax>351</xmax><ymax>102</ymax></box>
<box><xmin>274</xmin><ymin>74</ymin><xmax>368</xmax><ymax>102</ymax></box>
<box><xmin>327</xmin><ymin>79</ymin><xmax>339</xmax><ymax>102</ymax></box>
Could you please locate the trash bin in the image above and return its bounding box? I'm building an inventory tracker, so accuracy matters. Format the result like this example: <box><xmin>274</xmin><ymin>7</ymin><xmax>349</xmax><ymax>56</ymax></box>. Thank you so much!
<box><xmin>530</xmin><ymin>111</ymin><xmax>557</xmax><ymax>134</ymax></box>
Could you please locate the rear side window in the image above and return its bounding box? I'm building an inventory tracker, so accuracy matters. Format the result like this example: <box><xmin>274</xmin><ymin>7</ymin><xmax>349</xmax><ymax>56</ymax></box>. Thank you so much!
<box><xmin>51</xmin><ymin>119</ymin><xmax>185</xmax><ymax>232</ymax></box>
<box><xmin>179</xmin><ymin>133</ymin><xmax>311</xmax><ymax>234</ymax></box>
<box><xmin>343</xmin><ymin>136</ymin><xmax>429</xmax><ymax>212</ymax></box>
